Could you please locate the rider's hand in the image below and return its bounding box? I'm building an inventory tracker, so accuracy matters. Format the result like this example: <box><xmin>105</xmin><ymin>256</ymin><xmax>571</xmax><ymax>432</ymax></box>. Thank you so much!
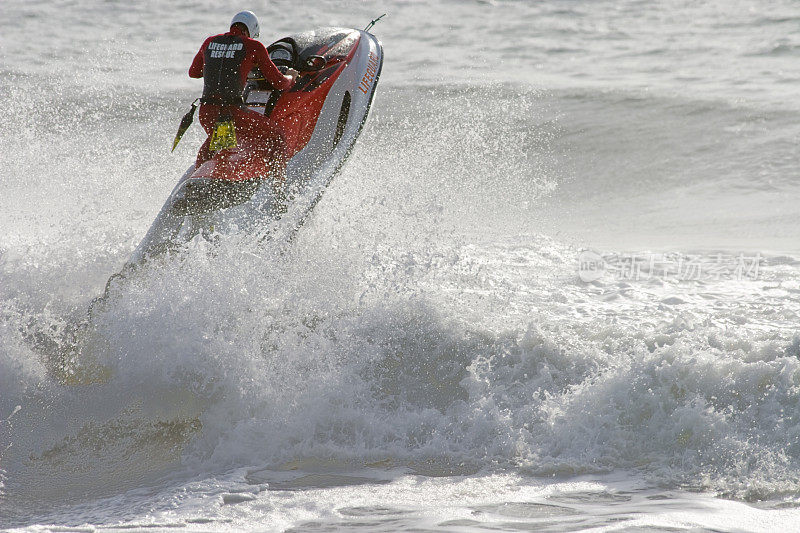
<box><xmin>285</xmin><ymin>68</ymin><xmax>299</xmax><ymax>82</ymax></box>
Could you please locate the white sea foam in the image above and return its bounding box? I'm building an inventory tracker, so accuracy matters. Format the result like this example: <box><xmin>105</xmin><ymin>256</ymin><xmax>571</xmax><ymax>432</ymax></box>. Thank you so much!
<box><xmin>2</xmin><ymin>0</ymin><xmax>800</xmax><ymax>531</ymax></box>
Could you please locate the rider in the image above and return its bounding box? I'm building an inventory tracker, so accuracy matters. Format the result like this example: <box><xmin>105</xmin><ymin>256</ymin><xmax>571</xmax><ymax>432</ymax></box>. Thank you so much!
<box><xmin>189</xmin><ymin>11</ymin><xmax>298</xmax><ymax>180</ymax></box>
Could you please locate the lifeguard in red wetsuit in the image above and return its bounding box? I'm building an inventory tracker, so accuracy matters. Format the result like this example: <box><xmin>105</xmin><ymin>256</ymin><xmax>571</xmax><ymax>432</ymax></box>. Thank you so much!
<box><xmin>189</xmin><ymin>11</ymin><xmax>297</xmax><ymax>181</ymax></box>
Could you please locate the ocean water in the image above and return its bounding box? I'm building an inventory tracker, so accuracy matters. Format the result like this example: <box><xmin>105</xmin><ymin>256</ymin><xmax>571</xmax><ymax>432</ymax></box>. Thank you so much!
<box><xmin>2</xmin><ymin>0</ymin><xmax>800</xmax><ymax>531</ymax></box>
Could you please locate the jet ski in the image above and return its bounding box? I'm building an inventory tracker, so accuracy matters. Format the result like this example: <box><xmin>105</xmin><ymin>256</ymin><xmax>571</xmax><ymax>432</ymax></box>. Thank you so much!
<box><xmin>41</xmin><ymin>26</ymin><xmax>382</xmax><ymax>386</ymax></box>
<box><xmin>129</xmin><ymin>26</ymin><xmax>383</xmax><ymax>264</ymax></box>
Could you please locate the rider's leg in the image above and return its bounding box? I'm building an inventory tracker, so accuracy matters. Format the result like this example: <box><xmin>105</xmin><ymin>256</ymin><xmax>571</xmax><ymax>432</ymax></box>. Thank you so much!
<box><xmin>195</xmin><ymin>136</ymin><xmax>212</xmax><ymax>168</ymax></box>
<box><xmin>234</xmin><ymin>109</ymin><xmax>288</xmax><ymax>178</ymax></box>
<box><xmin>233</xmin><ymin>109</ymin><xmax>290</xmax><ymax>215</ymax></box>
<box><xmin>195</xmin><ymin>104</ymin><xmax>221</xmax><ymax>167</ymax></box>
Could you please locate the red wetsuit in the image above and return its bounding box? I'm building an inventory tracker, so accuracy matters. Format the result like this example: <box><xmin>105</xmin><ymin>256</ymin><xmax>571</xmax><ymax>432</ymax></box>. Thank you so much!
<box><xmin>189</xmin><ymin>26</ymin><xmax>293</xmax><ymax>176</ymax></box>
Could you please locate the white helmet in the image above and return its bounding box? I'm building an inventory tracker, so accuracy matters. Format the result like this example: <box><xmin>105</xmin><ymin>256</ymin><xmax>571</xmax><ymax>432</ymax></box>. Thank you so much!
<box><xmin>231</xmin><ymin>10</ymin><xmax>260</xmax><ymax>39</ymax></box>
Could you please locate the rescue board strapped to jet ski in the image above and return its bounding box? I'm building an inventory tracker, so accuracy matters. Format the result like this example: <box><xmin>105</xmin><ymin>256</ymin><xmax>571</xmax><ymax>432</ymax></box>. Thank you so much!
<box><xmin>129</xmin><ymin>26</ymin><xmax>383</xmax><ymax>264</ymax></box>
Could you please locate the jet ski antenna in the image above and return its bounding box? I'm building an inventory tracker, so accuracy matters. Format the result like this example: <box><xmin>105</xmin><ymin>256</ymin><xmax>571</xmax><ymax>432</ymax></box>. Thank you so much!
<box><xmin>364</xmin><ymin>13</ymin><xmax>386</xmax><ymax>32</ymax></box>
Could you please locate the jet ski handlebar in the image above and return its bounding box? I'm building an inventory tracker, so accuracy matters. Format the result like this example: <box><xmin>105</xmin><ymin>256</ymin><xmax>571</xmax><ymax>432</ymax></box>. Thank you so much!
<box><xmin>268</xmin><ymin>38</ymin><xmax>326</xmax><ymax>73</ymax></box>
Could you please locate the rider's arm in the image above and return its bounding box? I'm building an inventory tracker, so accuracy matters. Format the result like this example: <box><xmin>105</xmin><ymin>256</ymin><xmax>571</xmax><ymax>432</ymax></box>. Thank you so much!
<box><xmin>253</xmin><ymin>41</ymin><xmax>294</xmax><ymax>91</ymax></box>
<box><xmin>189</xmin><ymin>37</ymin><xmax>212</xmax><ymax>78</ymax></box>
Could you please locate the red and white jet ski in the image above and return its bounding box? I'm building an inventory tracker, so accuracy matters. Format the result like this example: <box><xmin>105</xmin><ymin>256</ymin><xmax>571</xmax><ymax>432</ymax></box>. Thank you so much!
<box><xmin>129</xmin><ymin>27</ymin><xmax>383</xmax><ymax>264</ymax></box>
